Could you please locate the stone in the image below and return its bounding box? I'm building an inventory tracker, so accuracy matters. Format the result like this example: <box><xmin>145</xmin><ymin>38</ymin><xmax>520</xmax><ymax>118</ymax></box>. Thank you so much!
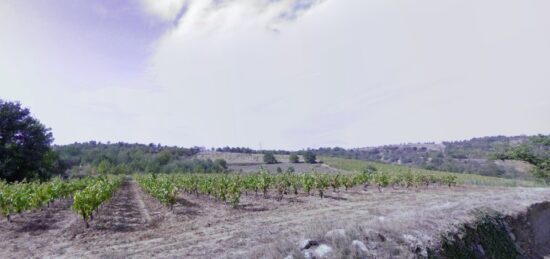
<box><xmin>314</xmin><ymin>244</ymin><xmax>333</xmax><ymax>258</ymax></box>
<box><xmin>303</xmin><ymin>250</ymin><xmax>314</xmax><ymax>259</ymax></box>
<box><xmin>352</xmin><ymin>240</ymin><xmax>369</xmax><ymax>253</ymax></box>
<box><xmin>403</xmin><ymin>234</ymin><xmax>428</xmax><ymax>257</ymax></box>
<box><xmin>378</xmin><ymin>233</ymin><xmax>387</xmax><ymax>242</ymax></box>
<box><xmin>299</xmin><ymin>239</ymin><xmax>320</xmax><ymax>250</ymax></box>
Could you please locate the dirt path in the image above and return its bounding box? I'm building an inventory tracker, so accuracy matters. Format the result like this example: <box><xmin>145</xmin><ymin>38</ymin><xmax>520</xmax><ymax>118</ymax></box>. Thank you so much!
<box><xmin>87</xmin><ymin>179</ymin><xmax>151</xmax><ymax>231</ymax></box>
<box><xmin>131</xmin><ymin>179</ymin><xmax>152</xmax><ymax>224</ymax></box>
<box><xmin>2</xmin><ymin>184</ymin><xmax>550</xmax><ymax>258</ymax></box>
<box><xmin>0</xmin><ymin>199</ymin><xmax>79</xmax><ymax>258</ymax></box>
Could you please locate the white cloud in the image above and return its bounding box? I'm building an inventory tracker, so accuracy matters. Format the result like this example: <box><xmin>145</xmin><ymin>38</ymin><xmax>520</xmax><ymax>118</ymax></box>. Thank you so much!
<box><xmin>143</xmin><ymin>0</ymin><xmax>550</xmax><ymax>149</ymax></box>
<box><xmin>141</xmin><ymin>0</ymin><xmax>324</xmax><ymax>26</ymax></box>
<box><xmin>2</xmin><ymin>0</ymin><xmax>550</xmax><ymax>149</ymax></box>
<box><xmin>140</xmin><ymin>0</ymin><xmax>186</xmax><ymax>22</ymax></box>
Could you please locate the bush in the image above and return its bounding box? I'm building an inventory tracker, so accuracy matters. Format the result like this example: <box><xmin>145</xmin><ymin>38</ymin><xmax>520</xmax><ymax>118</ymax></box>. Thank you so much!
<box><xmin>289</xmin><ymin>154</ymin><xmax>299</xmax><ymax>163</ymax></box>
<box><xmin>263</xmin><ymin>153</ymin><xmax>278</xmax><ymax>164</ymax></box>
<box><xmin>214</xmin><ymin>159</ymin><xmax>228</xmax><ymax>170</ymax></box>
<box><xmin>303</xmin><ymin>151</ymin><xmax>316</xmax><ymax>164</ymax></box>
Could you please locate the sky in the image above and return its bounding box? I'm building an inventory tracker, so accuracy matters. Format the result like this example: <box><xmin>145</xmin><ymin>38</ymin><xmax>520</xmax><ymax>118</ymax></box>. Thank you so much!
<box><xmin>1</xmin><ymin>0</ymin><xmax>549</xmax><ymax>150</ymax></box>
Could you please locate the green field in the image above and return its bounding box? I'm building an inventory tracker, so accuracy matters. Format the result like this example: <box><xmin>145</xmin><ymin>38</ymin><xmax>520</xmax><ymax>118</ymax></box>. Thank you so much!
<box><xmin>321</xmin><ymin>156</ymin><xmax>545</xmax><ymax>187</ymax></box>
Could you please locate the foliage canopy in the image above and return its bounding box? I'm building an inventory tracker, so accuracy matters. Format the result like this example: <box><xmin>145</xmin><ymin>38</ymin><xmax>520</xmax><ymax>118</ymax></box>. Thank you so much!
<box><xmin>0</xmin><ymin>100</ymin><xmax>61</xmax><ymax>182</ymax></box>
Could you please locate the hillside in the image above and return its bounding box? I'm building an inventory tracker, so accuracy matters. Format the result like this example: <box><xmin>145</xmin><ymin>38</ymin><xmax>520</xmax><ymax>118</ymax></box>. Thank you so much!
<box><xmin>313</xmin><ymin>135</ymin><xmax>536</xmax><ymax>179</ymax></box>
<box><xmin>321</xmin><ymin>156</ymin><xmax>542</xmax><ymax>187</ymax></box>
<box><xmin>54</xmin><ymin>136</ymin><xmax>542</xmax><ymax>182</ymax></box>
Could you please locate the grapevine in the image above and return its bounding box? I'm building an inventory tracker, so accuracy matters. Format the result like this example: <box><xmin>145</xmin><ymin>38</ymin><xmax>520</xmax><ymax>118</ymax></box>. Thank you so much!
<box><xmin>72</xmin><ymin>176</ymin><xmax>123</xmax><ymax>228</ymax></box>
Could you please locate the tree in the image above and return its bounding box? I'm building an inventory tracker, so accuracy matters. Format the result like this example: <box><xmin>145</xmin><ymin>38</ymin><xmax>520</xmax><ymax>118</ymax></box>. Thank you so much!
<box><xmin>289</xmin><ymin>154</ymin><xmax>299</xmax><ymax>163</ymax></box>
<box><xmin>41</xmin><ymin>150</ymin><xmax>67</xmax><ymax>177</ymax></box>
<box><xmin>0</xmin><ymin>100</ymin><xmax>56</xmax><ymax>182</ymax></box>
<box><xmin>494</xmin><ymin>135</ymin><xmax>550</xmax><ymax>183</ymax></box>
<box><xmin>97</xmin><ymin>160</ymin><xmax>112</xmax><ymax>175</ymax></box>
<box><xmin>156</xmin><ymin>150</ymin><xmax>172</xmax><ymax>166</ymax></box>
<box><xmin>263</xmin><ymin>152</ymin><xmax>278</xmax><ymax>164</ymax></box>
<box><xmin>214</xmin><ymin>159</ymin><xmax>228</xmax><ymax>170</ymax></box>
<box><xmin>303</xmin><ymin>151</ymin><xmax>317</xmax><ymax>164</ymax></box>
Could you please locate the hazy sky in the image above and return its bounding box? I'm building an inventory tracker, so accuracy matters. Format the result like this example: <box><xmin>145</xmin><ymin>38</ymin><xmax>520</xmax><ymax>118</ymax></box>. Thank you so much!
<box><xmin>1</xmin><ymin>0</ymin><xmax>549</xmax><ymax>149</ymax></box>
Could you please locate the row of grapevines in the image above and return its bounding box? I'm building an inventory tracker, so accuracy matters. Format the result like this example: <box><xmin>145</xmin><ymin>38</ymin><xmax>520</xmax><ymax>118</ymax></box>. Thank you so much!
<box><xmin>134</xmin><ymin>174</ymin><xmax>178</xmax><ymax>209</ymax></box>
<box><xmin>136</xmin><ymin>170</ymin><xmax>458</xmax><ymax>210</ymax></box>
<box><xmin>72</xmin><ymin>175</ymin><xmax>123</xmax><ymax>228</ymax></box>
<box><xmin>371</xmin><ymin>171</ymin><xmax>458</xmax><ymax>191</ymax></box>
<box><xmin>0</xmin><ymin>177</ymin><xmax>89</xmax><ymax>222</ymax></box>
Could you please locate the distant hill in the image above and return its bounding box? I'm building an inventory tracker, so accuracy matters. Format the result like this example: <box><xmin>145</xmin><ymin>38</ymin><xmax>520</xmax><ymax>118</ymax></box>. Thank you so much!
<box><xmin>53</xmin><ymin>135</ymin><xmax>545</xmax><ymax>179</ymax></box>
<box><xmin>53</xmin><ymin>142</ymin><xmax>226</xmax><ymax>175</ymax></box>
<box><xmin>312</xmin><ymin>135</ymin><xmax>535</xmax><ymax>179</ymax></box>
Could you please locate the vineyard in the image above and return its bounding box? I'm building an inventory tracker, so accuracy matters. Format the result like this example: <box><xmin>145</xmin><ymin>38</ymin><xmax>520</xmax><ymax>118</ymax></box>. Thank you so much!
<box><xmin>72</xmin><ymin>176</ymin><xmax>123</xmax><ymax>228</ymax></box>
<box><xmin>135</xmin><ymin>170</ymin><xmax>458</xmax><ymax>209</ymax></box>
<box><xmin>0</xmin><ymin>165</ymin><xmax>527</xmax><ymax>231</ymax></box>
<box><xmin>0</xmin><ymin>156</ymin><xmax>530</xmax><ymax>229</ymax></box>
<box><xmin>0</xmin><ymin>175</ymin><xmax>123</xmax><ymax>228</ymax></box>
<box><xmin>0</xmin><ymin>177</ymin><xmax>88</xmax><ymax>222</ymax></box>
<box><xmin>1</xmin><ymin>165</ymin><xmax>549</xmax><ymax>258</ymax></box>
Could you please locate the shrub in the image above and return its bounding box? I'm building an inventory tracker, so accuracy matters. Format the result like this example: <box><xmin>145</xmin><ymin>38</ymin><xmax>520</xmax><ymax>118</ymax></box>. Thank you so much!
<box><xmin>214</xmin><ymin>159</ymin><xmax>228</xmax><ymax>170</ymax></box>
<box><xmin>303</xmin><ymin>151</ymin><xmax>317</xmax><ymax>164</ymax></box>
<box><xmin>263</xmin><ymin>153</ymin><xmax>278</xmax><ymax>164</ymax></box>
<box><xmin>289</xmin><ymin>154</ymin><xmax>300</xmax><ymax>163</ymax></box>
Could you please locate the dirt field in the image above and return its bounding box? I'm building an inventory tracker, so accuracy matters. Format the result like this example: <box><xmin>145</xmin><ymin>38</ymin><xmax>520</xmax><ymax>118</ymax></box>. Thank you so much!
<box><xmin>195</xmin><ymin>151</ymin><xmax>292</xmax><ymax>164</ymax></box>
<box><xmin>195</xmin><ymin>151</ymin><xmax>344</xmax><ymax>174</ymax></box>
<box><xmin>228</xmin><ymin>162</ymin><xmax>344</xmax><ymax>174</ymax></box>
<box><xmin>1</xmin><ymin>180</ymin><xmax>550</xmax><ymax>258</ymax></box>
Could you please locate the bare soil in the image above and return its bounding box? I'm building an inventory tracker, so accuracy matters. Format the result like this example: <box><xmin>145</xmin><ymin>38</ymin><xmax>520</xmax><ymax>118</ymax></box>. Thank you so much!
<box><xmin>195</xmin><ymin>151</ymin><xmax>344</xmax><ymax>174</ymax></box>
<box><xmin>0</xmin><ymin>182</ymin><xmax>549</xmax><ymax>258</ymax></box>
<box><xmin>229</xmin><ymin>162</ymin><xmax>344</xmax><ymax>174</ymax></box>
<box><xmin>195</xmin><ymin>151</ymin><xmax>291</xmax><ymax>164</ymax></box>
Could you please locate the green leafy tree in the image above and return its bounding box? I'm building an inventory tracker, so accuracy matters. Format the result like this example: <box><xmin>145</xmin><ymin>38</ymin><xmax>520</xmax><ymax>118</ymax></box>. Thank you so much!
<box><xmin>303</xmin><ymin>151</ymin><xmax>317</xmax><ymax>164</ymax></box>
<box><xmin>263</xmin><ymin>152</ymin><xmax>278</xmax><ymax>164</ymax></box>
<box><xmin>156</xmin><ymin>150</ymin><xmax>172</xmax><ymax>166</ymax></box>
<box><xmin>494</xmin><ymin>135</ymin><xmax>550</xmax><ymax>183</ymax></box>
<box><xmin>289</xmin><ymin>154</ymin><xmax>299</xmax><ymax>163</ymax></box>
<box><xmin>0</xmin><ymin>100</ymin><xmax>57</xmax><ymax>181</ymax></box>
<box><xmin>214</xmin><ymin>159</ymin><xmax>228</xmax><ymax>171</ymax></box>
<box><xmin>96</xmin><ymin>160</ymin><xmax>112</xmax><ymax>175</ymax></box>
